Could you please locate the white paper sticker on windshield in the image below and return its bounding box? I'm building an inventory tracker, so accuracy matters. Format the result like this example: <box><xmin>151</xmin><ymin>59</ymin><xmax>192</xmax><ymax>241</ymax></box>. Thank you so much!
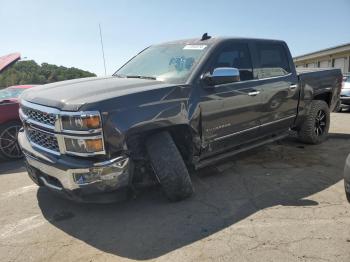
<box><xmin>183</xmin><ymin>45</ymin><xmax>207</xmax><ymax>50</ymax></box>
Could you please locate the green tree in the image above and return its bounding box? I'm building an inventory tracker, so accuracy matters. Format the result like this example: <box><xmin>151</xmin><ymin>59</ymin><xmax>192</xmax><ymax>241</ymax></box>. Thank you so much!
<box><xmin>0</xmin><ymin>60</ymin><xmax>96</xmax><ymax>88</ymax></box>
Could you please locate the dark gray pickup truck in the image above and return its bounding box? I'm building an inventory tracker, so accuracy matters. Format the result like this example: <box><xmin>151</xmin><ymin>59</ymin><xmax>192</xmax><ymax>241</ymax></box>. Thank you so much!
<box><xmin>18</xmin><ymin>35</ymin><xmax>343</xmax><ymax>202</ymax></box>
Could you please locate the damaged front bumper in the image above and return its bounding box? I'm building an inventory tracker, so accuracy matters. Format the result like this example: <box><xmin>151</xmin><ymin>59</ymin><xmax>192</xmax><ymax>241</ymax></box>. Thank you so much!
<box><xmin>18</xmin><ymin>129</ymin><xmax>133</xmax><ymax>203</ymax></box>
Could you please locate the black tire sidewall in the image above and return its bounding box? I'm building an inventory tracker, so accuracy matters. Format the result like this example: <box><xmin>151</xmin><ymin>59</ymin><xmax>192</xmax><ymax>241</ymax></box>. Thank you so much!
<box><xmin>298</xmin><ymin>100</ymin><xmax>330</xmax><ymax>144</ymax></box>
<box><xmin>146</xmin><ymin>131</ymin><xmax>194</xmax><ymax>201</ymax></box>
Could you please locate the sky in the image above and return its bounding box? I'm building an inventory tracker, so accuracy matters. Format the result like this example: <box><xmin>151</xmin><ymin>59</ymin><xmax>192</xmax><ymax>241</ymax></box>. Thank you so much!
<box><xmin>1</xmin><ymin>0</ymin><xmax>349</xmax><ymax>76</ymax></box>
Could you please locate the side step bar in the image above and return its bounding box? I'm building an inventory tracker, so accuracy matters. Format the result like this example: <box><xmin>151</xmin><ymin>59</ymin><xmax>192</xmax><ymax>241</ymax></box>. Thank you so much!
<box><xmin>194</xmin><ymin>132</ymin><xmax>289</xmax><ymax>170</ymax></box>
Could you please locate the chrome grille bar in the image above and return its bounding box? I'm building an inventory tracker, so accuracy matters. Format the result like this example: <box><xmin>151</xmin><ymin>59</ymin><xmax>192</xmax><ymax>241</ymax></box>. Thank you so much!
<box><xmin>25</xmin><ymin>127</ymin><xmax>60</xmax><ymax>155</ymax></box>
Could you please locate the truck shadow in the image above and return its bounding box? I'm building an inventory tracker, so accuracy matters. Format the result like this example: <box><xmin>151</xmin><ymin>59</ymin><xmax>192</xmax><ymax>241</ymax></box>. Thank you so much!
<box><xmin>36</xmin><ymin>134</ymin><xmax>348</xmax><ymax>260</ymax></box>
<box><xmin>0</xmin><ymin>160</ymin><xmax>25</xmax><ymax>175</ymax></box>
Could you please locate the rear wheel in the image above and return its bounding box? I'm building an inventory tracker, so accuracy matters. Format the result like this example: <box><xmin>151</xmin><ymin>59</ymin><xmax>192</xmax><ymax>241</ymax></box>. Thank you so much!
<box><xmin>0</xmin><ymin>121</ymin><xmax>23</xmax><ymax>160</ymax></box>
<box><xmin>146</xmin><ymin>131</ymin><xmax>194</xmax><ymax>201</ymax></box>
<box><xmin>298</xmin><ymin>100</ymin><xmax>330</xmax><ymax>144</ymax></box>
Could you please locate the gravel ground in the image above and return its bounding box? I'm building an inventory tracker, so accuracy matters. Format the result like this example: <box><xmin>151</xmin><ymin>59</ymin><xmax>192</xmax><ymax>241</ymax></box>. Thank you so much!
<box><xmin>0</xmin><ymin>113</ymin><xmax>349</xmax><ymax>262</ymax></box>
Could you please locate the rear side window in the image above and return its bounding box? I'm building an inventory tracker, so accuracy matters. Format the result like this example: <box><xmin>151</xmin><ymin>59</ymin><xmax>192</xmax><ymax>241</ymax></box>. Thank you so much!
<box><xmin>255</xmin><ymin>43</ymin><xmax>291</xmax><ymax>79</ymax></box>
<box><xmin>211</xmin><ymin>43</ymin><xmax>253</xmax><ymax>81</ymax></box>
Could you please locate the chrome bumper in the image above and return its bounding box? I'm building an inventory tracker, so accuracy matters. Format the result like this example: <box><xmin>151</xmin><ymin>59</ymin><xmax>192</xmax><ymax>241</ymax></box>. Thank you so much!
<box><xmin>25</xmin><ymin>153</ymin><xmax>130</xmax><ymax>191</ymax></box>
<box><xmin>18</xmin><ymin>129</ymin><xmax>132</xmax><ymax>202</ymax></box>
<box><xmin>340</xmin><ymin>96</ymin><xmax>350</xmax><ymax>105</ymax></box>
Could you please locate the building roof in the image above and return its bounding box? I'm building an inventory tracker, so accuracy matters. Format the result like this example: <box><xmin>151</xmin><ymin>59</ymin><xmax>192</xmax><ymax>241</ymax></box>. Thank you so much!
<box><xmin>294</xmin><ymin>42</ymin><xmax>350</xmax><ymax>61</ymax></box>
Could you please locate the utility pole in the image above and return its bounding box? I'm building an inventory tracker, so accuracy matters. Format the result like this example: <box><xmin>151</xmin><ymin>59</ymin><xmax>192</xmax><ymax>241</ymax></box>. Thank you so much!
<box><xmin>99</xmin><ymin>23</ymin><xmax>107</xmax><ymax>76</ymax></box>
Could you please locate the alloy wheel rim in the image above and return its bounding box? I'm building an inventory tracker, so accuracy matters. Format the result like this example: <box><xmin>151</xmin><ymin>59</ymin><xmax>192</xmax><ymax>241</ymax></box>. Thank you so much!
<box><xmin>0</xmin><ymin>125</ymin><xmax>23</xmax><ymax>159</ymax></box>
<box><xmin>314</xmin><ymin>110</ymin><xmax>326</xmax><ymax>136</ymax></box>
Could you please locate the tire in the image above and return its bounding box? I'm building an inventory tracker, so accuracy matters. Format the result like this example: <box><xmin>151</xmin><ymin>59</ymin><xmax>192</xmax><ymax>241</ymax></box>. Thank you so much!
<box><xmin>346</xmin><ymin>192</ymin><xmax>350</xmax><ymax>203</ymax></box>
<box><xmin>298</xmin><ymin>100</ymin><xmax>330</xmax><ymax>144</ymax></box>
<box><xmin>0</xmin><ymin>121</ymin><xmax>23</xmax><ymax>160</ymax></box>
<box><xmin>146</xmin><ymin>131</ymin><xmax>194</xmax><ymax>201</ymax></box>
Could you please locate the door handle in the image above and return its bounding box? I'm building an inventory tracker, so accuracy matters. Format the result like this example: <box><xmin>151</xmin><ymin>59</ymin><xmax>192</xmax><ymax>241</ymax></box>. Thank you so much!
<box><xmin>289</xmin><ymin>84</ymin><xmax>298</xmax><ymax>90</ymax></box>
<box><xmin>248</xmin><ymin>91</ymin><xmax>260</xmax><ymax>96</ymax></box>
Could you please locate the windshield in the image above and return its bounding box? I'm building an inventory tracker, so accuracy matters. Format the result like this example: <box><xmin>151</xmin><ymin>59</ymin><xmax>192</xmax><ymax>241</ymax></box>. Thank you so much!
<box><xmin>0</xmin><ymin>88</ymin><xmax>25</xmax><ymax>100</ymax></box>
<box><xmin>345</xmin><ymin>76</ymin><xmax>350</xmax><ymax>83</ymax></box>
<box><xmin>115</xmin><ymin>43</ymin><xmax>209</xmax><ymax>84</ymax></box>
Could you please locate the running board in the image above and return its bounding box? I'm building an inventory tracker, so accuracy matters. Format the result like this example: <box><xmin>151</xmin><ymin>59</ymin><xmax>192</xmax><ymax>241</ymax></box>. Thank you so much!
<box><xmin>194</xmin><ymin>132</ymin><xmax>289</xmax><ymax>170</ymax></box>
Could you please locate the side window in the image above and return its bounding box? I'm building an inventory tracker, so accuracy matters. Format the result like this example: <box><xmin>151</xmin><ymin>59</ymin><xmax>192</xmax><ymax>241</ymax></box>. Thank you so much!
<box><xmin>212</xmin><ymin>43</ymin><xmax>253</xmax><ymax>81</ymax></box>
<box><xmin>255</xmin><ymin>43</ymin><xmax>291</xmax><ymax>79</ymax></box>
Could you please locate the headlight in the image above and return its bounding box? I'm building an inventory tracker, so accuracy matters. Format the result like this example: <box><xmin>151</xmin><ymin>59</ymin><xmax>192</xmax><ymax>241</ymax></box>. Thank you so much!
<box><xmin>64</xmin><ymin>137</ymin><xmax>104</xmax><ymax>154</ymax></box>
<box><xmin>61</xmin><ymin>113</ymin><xmax>101</xmax><ymax>131</ymax></box>
<box><xmin>60</xmin><ymin>111</ymin><xmax>105</xmax><ymax>156</ymax></box>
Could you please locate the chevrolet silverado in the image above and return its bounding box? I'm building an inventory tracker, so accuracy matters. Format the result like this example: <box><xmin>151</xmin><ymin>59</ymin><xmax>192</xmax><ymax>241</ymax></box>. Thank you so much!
<box><xmin>18</xmin><ymin>35</ymin><xmax>343</xmax><ymax>202</ymax></box>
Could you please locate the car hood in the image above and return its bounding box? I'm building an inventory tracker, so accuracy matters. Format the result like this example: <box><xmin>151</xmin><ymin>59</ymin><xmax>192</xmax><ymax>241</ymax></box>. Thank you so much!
<box><xmin>20</xmin><ymin>76</ymin><xmax>176</xmax><ymax>111</ymax></box>
<box><xmin>0</xmin><ymin>98</ymin><xmax>18</xmax><ymax>104</ymax></box>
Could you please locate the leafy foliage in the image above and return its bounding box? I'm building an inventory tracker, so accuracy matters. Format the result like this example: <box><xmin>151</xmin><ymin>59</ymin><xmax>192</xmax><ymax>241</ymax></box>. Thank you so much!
<box><xmin>0</xmin><ymin>60</ymin><xmax>96</xmax><ymax>88</ymax></box>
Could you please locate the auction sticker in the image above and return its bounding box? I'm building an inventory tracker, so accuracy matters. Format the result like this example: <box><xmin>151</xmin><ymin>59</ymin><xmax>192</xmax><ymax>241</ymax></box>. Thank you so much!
<box><xmin>183</xmin><ymin>45</ymin><xmax>207</xmax><ymax>50</ymax></box>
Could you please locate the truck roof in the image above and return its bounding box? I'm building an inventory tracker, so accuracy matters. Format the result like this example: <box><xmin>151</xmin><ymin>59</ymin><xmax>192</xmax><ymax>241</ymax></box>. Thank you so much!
<box><xmin>159</xmin><ymin>36</ymin><xmax>286</xmax><ymax>45</ymax></box>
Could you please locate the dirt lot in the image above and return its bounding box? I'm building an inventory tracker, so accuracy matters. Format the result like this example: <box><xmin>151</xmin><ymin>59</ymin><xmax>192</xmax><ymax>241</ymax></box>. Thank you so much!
<box><xmin>0</xmin><ymin>113</ymin><xmax>349</xmax><ymax>262</ymax></box>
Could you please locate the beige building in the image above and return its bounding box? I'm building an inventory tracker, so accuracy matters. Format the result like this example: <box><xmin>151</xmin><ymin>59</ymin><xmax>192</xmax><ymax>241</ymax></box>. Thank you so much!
<box><xmin>294</xmin><ymin>43</ymin><xmax>350</xmax><ymax>74</ymax></box>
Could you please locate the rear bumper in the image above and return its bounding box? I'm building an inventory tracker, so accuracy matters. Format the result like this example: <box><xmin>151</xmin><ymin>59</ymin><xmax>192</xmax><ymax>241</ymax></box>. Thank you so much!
<box><xmin>340</xmin><ymin>96</ymin><xmax>350</xmax><ymax>106</ymax></box>
<box><xmin>340</xmin><ymin>89</ymin><xmax>350</xmax><ymax>105</ymax></box>
<box><xmin>18</xmin><ymin>129</ymin><xmax>132</xmax><ymax>203</ymax></box>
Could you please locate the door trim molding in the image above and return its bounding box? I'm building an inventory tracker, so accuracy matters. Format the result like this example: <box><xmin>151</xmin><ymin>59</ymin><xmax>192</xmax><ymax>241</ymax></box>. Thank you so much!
<box><xmin>213</xmin><ymin>114</ymin><xmax>296</xmax><ymax>142</ymax></box>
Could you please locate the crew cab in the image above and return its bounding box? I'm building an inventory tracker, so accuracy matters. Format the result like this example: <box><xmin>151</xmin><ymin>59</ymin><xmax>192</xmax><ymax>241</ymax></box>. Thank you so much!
<box><xmin>18</xmin><ymin>35</ymin><xmax>342</xmax><ymax>202</ymax></box>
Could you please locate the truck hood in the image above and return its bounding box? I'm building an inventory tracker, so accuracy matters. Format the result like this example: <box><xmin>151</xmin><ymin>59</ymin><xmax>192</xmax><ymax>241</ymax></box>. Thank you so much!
<box><xmin>20</xmin><ymin>76</ymin><xmax>175</xmax><ymax>111</ymax></box>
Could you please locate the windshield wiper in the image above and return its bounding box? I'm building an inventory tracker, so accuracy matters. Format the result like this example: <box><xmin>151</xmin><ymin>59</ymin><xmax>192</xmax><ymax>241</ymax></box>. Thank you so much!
<box><xmin>125</xmin><ymin>75</ymin><xmax>157</xmax><ymax>80</ymax></box>
<box><xmin>113</xmin><ymin>74</ymin><xmax>126</xmax><ymax>78</ymax></box>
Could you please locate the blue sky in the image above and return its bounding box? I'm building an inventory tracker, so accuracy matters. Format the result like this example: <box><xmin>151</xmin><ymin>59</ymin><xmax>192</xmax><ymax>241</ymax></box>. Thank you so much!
<box><xmin>1</xmin><ymin>0</ymin><xmax>349</xmax><ymax>76</ymax></box>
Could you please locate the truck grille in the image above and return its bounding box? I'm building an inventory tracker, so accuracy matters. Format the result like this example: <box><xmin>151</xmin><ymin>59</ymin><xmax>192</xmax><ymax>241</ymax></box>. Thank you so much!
<box><xmin>26</xmin><ymin>128</ymin><xmax>59</xmax><ymax>153</ymax></box>
<box><xmin>21</xmin><ymin>106</ymin><xmax>56</xmax><ymax>127</ymax></box>
<box><xmin>20</xmin><ymin>100</ymin><xmax>105</xmax><ymax>157</ymax></box>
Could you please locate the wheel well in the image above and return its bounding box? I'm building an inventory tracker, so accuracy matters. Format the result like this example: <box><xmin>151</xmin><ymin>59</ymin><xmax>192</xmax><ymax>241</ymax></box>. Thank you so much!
<box><xmin>0</xmin><ymin>120</ymin><xmax>22</xmax><ymax>133</ymax></box>
<box><xmin>314</xmin><ymin>92</ymin><xmax>332</xmax><ymax>106</ymax></box>
<box><xmin>126</xmin><ymin>125</ymin><xmax>194</xmax><ymax>164</ymax></box>
<box><xmin>168</xmin><ymin>125</ymin><xmax>194</xmax><ymax>164</ymax></box>
<box><xmin>125</xmin><ymin>125</ymin><xmax>194</xmax><ymax>184</ymax></box>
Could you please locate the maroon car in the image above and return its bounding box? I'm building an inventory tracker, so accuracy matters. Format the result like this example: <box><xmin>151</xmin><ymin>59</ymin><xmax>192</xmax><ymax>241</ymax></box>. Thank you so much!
<box><xmin>0</xmin><ymin>85</ymin><xmax>34</xmax><ymax>159</ymax></box>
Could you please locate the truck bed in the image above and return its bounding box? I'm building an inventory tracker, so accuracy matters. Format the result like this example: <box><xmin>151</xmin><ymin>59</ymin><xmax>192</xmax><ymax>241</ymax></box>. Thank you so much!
<box><xmin>296</xmin><ymin>67</ymin><xmax>341</xmax><ymax>75</ymax></box>
<box><xmin>297</xmin><ymin>67</ymin><xmax>342</xmax><ymax>112</ymax></box>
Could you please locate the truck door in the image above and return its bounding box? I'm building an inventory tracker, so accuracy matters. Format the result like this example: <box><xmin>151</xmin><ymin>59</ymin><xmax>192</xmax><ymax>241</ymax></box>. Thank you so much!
<box><xmin>199</xmin><ymin>41</ymin><xmax>263</xmax><ymax>158</ymax></box>
<box><xmin>251</xmin><ymin>41</ymin><xmax>299</xmax><ymax>134</ymax></box>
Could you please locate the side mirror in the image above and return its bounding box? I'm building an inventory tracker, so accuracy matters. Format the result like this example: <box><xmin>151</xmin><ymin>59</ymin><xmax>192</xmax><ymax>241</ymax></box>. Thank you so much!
<box><xmin>203</xmin><ymin>67</ymin><xmax>240</xmax><ymax>86</ymax></box>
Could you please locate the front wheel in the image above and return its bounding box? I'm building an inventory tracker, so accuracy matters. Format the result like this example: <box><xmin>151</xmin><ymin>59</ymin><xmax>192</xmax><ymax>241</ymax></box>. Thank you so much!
<box><xmin>298</xmin><ymin>100</ymin><xmax>330</xmax><ymax>144</ymax></box>
<box><xmin>0</xmin><ymin>121</ymin><xmax>23</xmax><ymax>160</ymax></box>
<box><xmin>146</xmin><ymin>131</ymin><xmax>194</xmax><ymax>201</ymax></box>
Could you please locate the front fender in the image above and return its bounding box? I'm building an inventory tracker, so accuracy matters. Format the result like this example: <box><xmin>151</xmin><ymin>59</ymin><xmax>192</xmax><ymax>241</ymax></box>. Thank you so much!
<box><xmin>96</xmin><ymin>85</ymin><xmax>200</xmax><ymax>155</ymax></box>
